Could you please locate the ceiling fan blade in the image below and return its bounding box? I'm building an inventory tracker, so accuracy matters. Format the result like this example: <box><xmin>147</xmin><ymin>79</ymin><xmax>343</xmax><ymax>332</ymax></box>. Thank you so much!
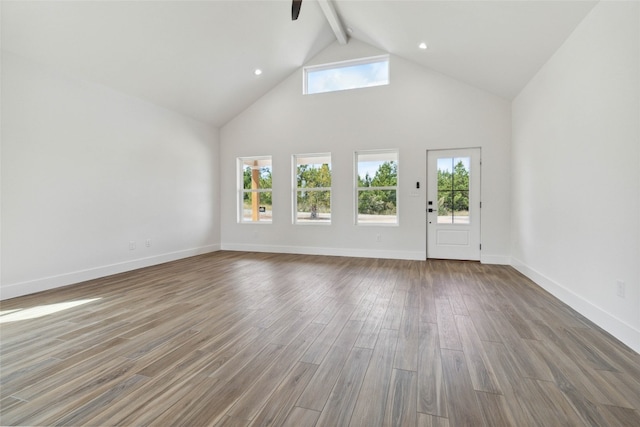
<box><xmin>292</xmin><ymin>0</ymin><xmax>302</xmax><ymax>20</ymax></box>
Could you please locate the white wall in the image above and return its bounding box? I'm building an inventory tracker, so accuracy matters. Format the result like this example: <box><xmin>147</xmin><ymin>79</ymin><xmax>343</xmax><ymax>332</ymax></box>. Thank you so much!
<box><xmin>220</xmin><ymin>40</ymin><xmax>511</xmax><ymax>263</ymax></box>
<box><xmin>1</xmin><ymin>52</ymin><xmax>220</xmax><ymax>299</ymax></box>
<box><xmin>512</xmin><ymin>1</ymin><xmax>640</xmax><ymax>352</ymax></box>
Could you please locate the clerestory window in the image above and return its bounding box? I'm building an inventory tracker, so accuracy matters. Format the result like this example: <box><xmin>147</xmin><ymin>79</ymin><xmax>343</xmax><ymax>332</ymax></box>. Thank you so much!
<box><xmin>303</xmin><ymin>55</ymin><xmax>390</xmax><ymax>95</ymax></box>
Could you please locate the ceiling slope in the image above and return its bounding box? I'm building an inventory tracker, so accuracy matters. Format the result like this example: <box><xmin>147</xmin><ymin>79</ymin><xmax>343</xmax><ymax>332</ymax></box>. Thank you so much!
<box><xmin>1</xmin><ymin>0</ymin><xmax>336</xmax><ymax>127</ymax></box>
<box><xmin>334</xmin><ymin>0</ymin><xmax>598</xmax><ymax>99</ymax></box>
<box><xmin>2</xmin><ymin>1</ymin><xmax>598</xmax><ymax>127</ymax></box>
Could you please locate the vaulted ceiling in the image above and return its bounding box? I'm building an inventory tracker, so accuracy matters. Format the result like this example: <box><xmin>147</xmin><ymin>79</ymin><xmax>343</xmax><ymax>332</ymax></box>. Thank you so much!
<box><xmin>1</xmin><ymin>1</ymin><xmax>598</xmax><ymax>127</ymax></box>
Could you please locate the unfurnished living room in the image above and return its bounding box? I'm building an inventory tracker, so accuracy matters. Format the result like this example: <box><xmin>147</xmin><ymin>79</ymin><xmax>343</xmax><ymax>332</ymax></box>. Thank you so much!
<box><xmin>1</xmin><ymin>1</ymin><xmax>639</xmax><ymax>426</ymax></box>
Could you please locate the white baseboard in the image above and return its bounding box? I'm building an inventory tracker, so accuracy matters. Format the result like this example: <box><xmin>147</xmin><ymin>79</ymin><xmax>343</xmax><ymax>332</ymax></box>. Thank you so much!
<box><xmin>480</xmin><ymin>254</ymin><xmax>510</xmax><ymax>265</ymax></box>
<box><xmin>0</xmin><ymin>244</ymin><xmax>221</xmax><ymax>301</ymax></box>
<box><xmin>221</xmin><ymin>243</ymin><xmax>426</xmax><ymax>261</ymax></box>
<box><xmin>511</xmin><ymin>257</ymin><xmax>640</xmax><ymax>354</ymax></box>
<box><xmin>222</xmin><ymin>243</ymin><xmax>511</xmax><ymax>265</ymax></box>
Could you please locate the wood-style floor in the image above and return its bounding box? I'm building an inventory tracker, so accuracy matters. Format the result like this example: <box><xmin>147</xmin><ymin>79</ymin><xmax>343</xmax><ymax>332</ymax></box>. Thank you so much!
<box><xmin>1</xmin><ymin>252</ymin><xmax>639</xmax><ymax>426</ymax></box>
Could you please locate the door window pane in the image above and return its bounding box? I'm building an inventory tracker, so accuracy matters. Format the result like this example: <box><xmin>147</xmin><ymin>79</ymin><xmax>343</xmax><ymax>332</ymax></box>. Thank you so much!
<box><xmin>437</xmin><ymin>157</ymin><xmax>470</xmax><ymax>224</ymax></box>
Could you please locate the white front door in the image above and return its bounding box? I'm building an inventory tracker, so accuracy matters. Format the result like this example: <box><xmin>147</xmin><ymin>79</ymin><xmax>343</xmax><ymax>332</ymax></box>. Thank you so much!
<box><xmin>427</xmin><ymin>148</ymin><xmax>481</xmax><ymax>260</ymax></box>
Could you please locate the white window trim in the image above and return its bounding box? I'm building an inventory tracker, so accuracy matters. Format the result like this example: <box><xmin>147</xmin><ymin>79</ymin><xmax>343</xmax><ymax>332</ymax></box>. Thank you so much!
<box><xmin>303</xmin><ymin>54</ymin><xmax>390</xmax><ymax>95</ymax></box>
<box><xmin>293</xmin><ymin>153</ymin><xmax>332</xmax><ymax>225</ymax></box>
<box><xmin>354</xmin><ymin>149</ymin><xmax>399</xmax><ymax>226</ymax></box>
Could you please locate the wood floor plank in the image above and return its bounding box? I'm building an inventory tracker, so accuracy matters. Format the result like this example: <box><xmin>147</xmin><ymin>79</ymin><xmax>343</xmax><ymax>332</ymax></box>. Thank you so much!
<box><xmin>486</xmin><ymin>311</ymin><xmax>554</xmax><ymax>381</ymax></box>
<box><xmin>532</xmin><ymin>379</ymin><xmax>592</xmax><ymax>426</ymax></box>
<box><xmin>0</xmin><ymin>396</ymin><xmax>26</xmax><ymax>416</ymax></box>
<box><xmin>417</xmin><ymin>322</ymin><xmax>447</xmax><ymax>417</ymax></box>
<box><xmin>296</xmin><ymin>320</ymin><xmax>363</xmax><ymax>411</ymax></box>
<box><xmin>381</xmin><ymin>288</ymin><xmax>405</xmax><ymax>330</ymax></box>
<box><xmin>599</xmin><ymin>404</ymin><xmax>640</xmax><ymax>427</ymax></box>
<box><xmin>455</xmin><ymin>315</ymin><xmax>501</xmax><ymax>394</ymax></box>
<box><xmin>1</xmin><ymin>252</ymin><xmax>638</xmax><ymax>426</ymax></box>
<box><xmin>417</xmin><ymin>412</ymin><xmax>450</xmax><ymax>427</ymax></box>
<box><xmin>4</xmin><ymin>356</ymin><xmax>138</xmax><ymax>426</ymax></box>
<box><xmin>530</xmin><ymin>321</ymin><xmax>633</xmax><ymax>408</ymax></box>
<box><xmin>7</xmin><ymin>337</ymin><xmax>129</xmax><ymax>401</ymax></box>
<box><xmin>215</xmin><ymin>415</ymin><xmax>250</xmax><ymax>427</ymax></box>
<box><xmin>482</xmin><ymin>342</ymin><xmax>546</xmax><ymax>426</ymax></box>
<box><xmin>393</xmin><ymin>306</ymin><xmax>420</xmax><ymax>371</ymax></box>
<box><xmin>281</xmin><ymin>406</ymin><xmax>321</xmax><ymax>427</ymax></box>
<box><xmin>248</xmin><ymin>362</ymin><xmax>319</xmax><ymax>427</ymax></box>
<box><xmin>40</xmin><ymin>374</ymin><xmax>150</xmax><ymax>426</ymax></box>
<box><xmin>350</xmin><ymin>328</ymin><xmax>398</xmax><ymax>427</ymax></box>
<box><xmin>528</xmin><ymin>338</ymin><xmax>617</xmax><ymax>407</ymax></box>
<box><xmin>384</xmin><ymin>368</ymin><xmax>417</xmax><ymax>427</ymax></box>
<box><xmin>475</xmin><ymin>391</ymin><xmax>517</xmax><ymax>427</ymax></box>
<box><xmin>353</xmin><ymin>297</ymin><xmax>389</xmax><ymax>349</ymax></box>
<box><xmin>77</xmin><ymin>356</ymin><xmax>211</xmax><ymax>425</ymax></box>
<box><xmin>300</xmin><ymin>303</ymin><xmax>356</xmax><ymax>364</ymax></box>
<box><xmin>573</xmin><ymin>326</ymin><xmax>640</xmax><ymax>378</ymax></box>
<box><xmin>418</xmin><ymin>275</ymin><xmax>437</xmax><ymax>324</ymax></box>
<box><xmin>315</xmin><ymin>346</ymin><xmax>372</xmax><ymax>426</ymax></box>
<box><xmin>154</xmin><ymin>343</ymin><xmax>285</xmax><ymax>426</ymax></box>
<box><xmin>596</xmin><ymin>370</ymin><xmax>640</xmax><ymax>410</ymax></box>
<box><xmin>227</xmin><ymin>322</ymin><xmax>324</xmax><ymax>420</ymax></box>
<box><xmin>440</xmin><ymin>349</ymin><xmax>484</xmax><ymax>427</ymax></box>
<box><xmin>435</xmin><ymin>298</ymin><xmax>462</xmax><ymax>351</ymax></box>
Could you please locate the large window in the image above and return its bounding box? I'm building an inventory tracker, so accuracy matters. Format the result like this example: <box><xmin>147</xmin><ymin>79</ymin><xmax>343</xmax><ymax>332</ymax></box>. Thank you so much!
<box><xmin>238</xmin><ymin>157</ymin><xmax>272</xmax><ymax>223</ymax></box>
<box><xmin>294</xmin><ymin>154</ymin><xmax>331</xmax><ymax>224</ymax></box>
<box><xmin>303</xmin><ymin>55</ymin><xmax>389</xmax><ymax>95</ymax></box>
<box><xmin>356</xmin><ymin>150</ymin><xmax>398</xmax><ymax>225</ymax></box>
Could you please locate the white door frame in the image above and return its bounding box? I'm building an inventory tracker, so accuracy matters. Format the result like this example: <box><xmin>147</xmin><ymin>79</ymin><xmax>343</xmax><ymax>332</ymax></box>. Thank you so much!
<box><xmin>426</xmin><ymin>147</ymin><xmax>482</xmax><ymax>261</ymax></box>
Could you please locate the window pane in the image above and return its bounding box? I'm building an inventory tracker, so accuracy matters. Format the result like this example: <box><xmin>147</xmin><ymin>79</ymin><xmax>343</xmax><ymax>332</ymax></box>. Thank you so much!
<box><xmin>437</xmin><ymin>158</ymin><xmax>453</xmax><ymax>192</ymax></box>
<box><xmin>437</xmin><ymin>156</ymin><xmax>471</xmax><ymax>224</ymax></box>
<box><xmin>295</xmin><ymin>154</ymin><xmax>331</xmax><ymax>224</ymax></box>
<box><xmin>297</xmin><ymin>163</ymin><xmax>332</xmax><ymax>188</ymax></box>
<box><xmin>356</xmin><ymin>150</ymin><xmax>398</xmax><ymax>225</ymax></box>
<box><xmin>452</xmin><ymin>157</ymin><xmax>470</xmax><ymax>191</ymax></box>
<box><xmin>296</xmin><ymin>190</ymin><xmax>331</xmax><ymax>223</ymax></box>
<box><xmin>239</xmin><ymin>156</ymin><xmax>272</xmax><ymax>223</ymax></box>
<box><xmin>358</xmin><ymin>189</ymin><xmax>397</xmax><ymax>224</ymax></box>
<box><xmin>438</xmin><ymin>192</ymin><xmax>453</xmax><ymax>224</ymax></box>
<box><xmin>453</xmin><ymin>191</ymin><xmax>469</xmax><ymax>224</ymax></box>
<box><xmin>358</xmin><ymin>160</ymin><xmax>397</xmax><ymax>187</ymax></box>
<box><xmin>242</xmin><ymin>191</ymin><xmax>272</xmax><ymax>222</ymax></box>
<box><xmin>306</xmin><ymin>57</ymin><xmax>389</xmax><ymax>95</ymax></box>
<box><xmin>242</xmin><ymin>166</ymin><xmax>273</xmax><ymax>190</ymax></box>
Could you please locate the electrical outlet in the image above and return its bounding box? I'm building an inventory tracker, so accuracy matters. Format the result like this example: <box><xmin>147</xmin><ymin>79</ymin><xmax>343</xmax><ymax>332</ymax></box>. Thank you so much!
<box><xmin>376</xmin><ymin>234</ymin><xmax>382</xmax><ymax>242</ymax></box>
<box><xmin>145</xmin><ymin>239</ymin><xmax>151</xmax><ymax>247</ymax></box>
<box><xmin>616</xmin><ymin>280</ymin><xmax>626</xmax><ymax>298</ymax></box>
<box><xmin>129</xmin><ymin>241</ymin><xmax>136</xmax><ymax>251</ymax></box>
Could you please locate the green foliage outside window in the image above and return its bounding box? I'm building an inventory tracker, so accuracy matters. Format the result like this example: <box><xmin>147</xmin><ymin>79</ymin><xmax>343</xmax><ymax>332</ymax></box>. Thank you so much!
<box><xmin>243</xmin><ymin>166</ymin><xmax>272</xmax><ymax>206</ymax></box>
<box><xmin>296</xmin><ymin>163</ymin><xmax>331</xmax><ymax>214</ymax></box>
<box><xmin>437</xmin><ymin>160</ymin><xmax>469</xmax><ymax>216</ymax></box>
<box><xmin>358</xmin><ymin>161</ymin><xmax>397</xmax><ymax>215</ymax></box>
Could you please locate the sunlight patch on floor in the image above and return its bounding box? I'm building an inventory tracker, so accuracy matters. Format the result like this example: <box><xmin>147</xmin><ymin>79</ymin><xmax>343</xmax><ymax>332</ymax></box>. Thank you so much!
<box><xmin>0</xmin><ymin>298</ymin><xmax>101</xmax><ymax>323</ymax></box>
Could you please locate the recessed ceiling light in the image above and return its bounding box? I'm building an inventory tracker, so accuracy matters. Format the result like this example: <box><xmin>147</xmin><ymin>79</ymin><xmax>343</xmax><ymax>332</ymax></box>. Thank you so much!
<box><xmin>254</xmin><ymin>69</ymin><xmax>263</xmax><ymax>76</ymax></box>
<box><xmin>418</xmin><ymin>42</ymin><xmax>427</xmax><ymax>50</ymax></box>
